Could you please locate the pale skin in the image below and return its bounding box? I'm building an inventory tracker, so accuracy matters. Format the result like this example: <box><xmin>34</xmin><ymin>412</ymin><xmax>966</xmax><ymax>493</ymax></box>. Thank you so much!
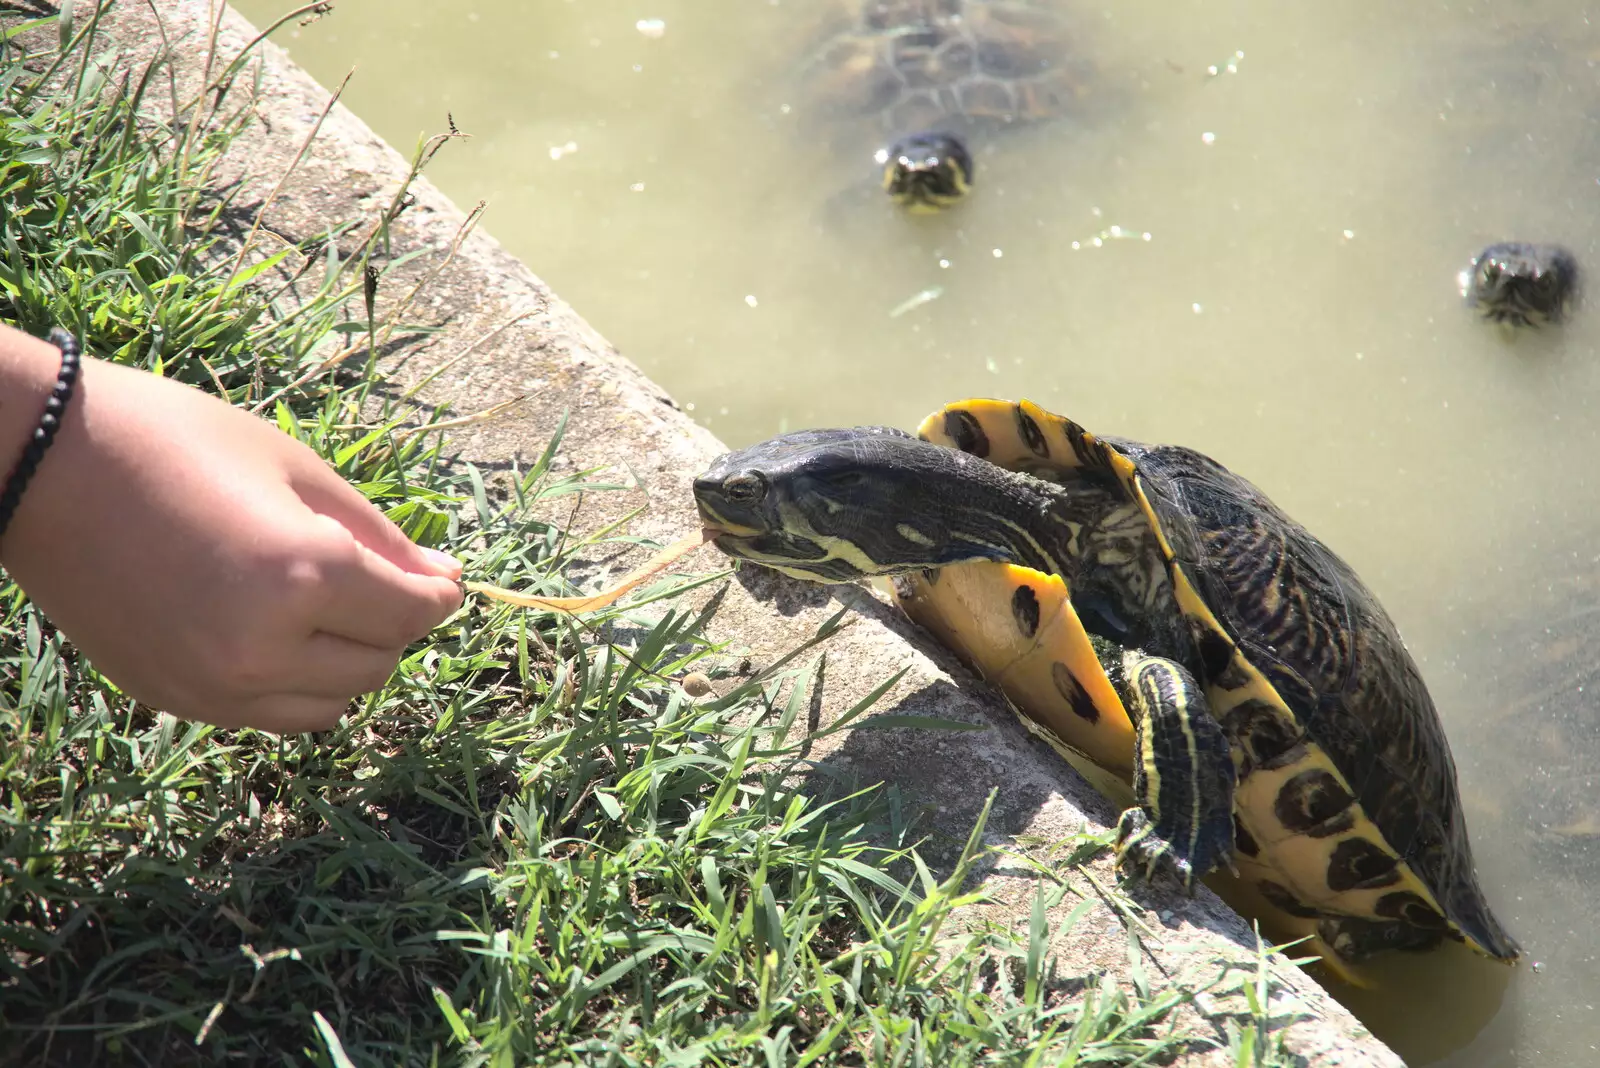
<box><xmin>0</xmin><ymin>323</ymin><xmax>464</xmax><ymax>732</ymax></box>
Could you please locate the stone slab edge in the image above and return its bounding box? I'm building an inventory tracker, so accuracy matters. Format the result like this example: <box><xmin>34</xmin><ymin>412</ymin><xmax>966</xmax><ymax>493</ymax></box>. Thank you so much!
<box><xmin>101</xmin><ymin>2</ymin><xmax>1403</xmax><ymax>1064</ymax></box>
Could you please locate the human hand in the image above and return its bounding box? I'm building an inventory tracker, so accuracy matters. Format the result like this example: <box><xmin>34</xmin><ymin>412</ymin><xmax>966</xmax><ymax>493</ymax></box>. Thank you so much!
<box><xmin>0</xmin><ymin>326</ymin><xmax>463</xmax><ymax>732</ymax></box>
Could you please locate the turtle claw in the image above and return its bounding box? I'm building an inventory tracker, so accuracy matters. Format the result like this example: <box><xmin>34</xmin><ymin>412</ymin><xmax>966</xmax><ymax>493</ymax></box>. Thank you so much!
<box><xmin>1114</xmin><ymin>808</ymin><xmax>1200</xmax><ymax>895</ymax></box>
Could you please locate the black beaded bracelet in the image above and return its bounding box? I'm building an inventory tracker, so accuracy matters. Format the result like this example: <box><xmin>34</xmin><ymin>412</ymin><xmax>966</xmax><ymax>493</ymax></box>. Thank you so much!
<box><xmin>0</xmin><ymin>328</ymin><xmax>82</xmax><ymax>543</ymax></box>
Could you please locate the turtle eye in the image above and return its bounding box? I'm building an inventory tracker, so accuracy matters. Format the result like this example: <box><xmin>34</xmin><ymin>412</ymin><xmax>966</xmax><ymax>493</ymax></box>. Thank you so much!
<box><xmin>723</xmin><ymin>472</ymin><xmax>768</xmax><ymax>504</ymax></box>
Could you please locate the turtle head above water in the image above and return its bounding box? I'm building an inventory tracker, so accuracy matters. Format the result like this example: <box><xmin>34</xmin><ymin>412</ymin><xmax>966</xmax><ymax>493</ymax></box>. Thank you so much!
<box><xmin>877</xmin><ymin>131</ymin><xmax>975</xmax><ymax>211</ymax></box>
<box><xmin>1463</xmin><ymin>241</ymin><xmax>1579</xmax><ymax>327</ymax></box>
<box><xmin>693</xmin><ymin>426</ymin><xmax>1058</xmax><ymax>583</ymax></box>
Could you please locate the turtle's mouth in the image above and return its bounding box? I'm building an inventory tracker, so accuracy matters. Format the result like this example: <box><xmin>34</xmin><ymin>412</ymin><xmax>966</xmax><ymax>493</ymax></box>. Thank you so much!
<box><xmin>692</xmin><ymin>497</ymin><xmax>761</xmax><ymax>540</ymax></box>
<box><xmin>705</xmin><ymin>528</ymin><xmax>763</xmax><ymax>560</ymax></box>
<box><xmin>705</xmin><ymin>528</ymin><xmax>870</xmax><ymax>583</ymax></box>
<box><xmin>886</xmin><ymin>161</ymin><xmax>967</xmax><ymax>211</ymax></box>
<box><xmin>692</xmin><ymin>506</ymin><xmax>780</xmax><ymax>562</ymax></box>
<box><xmin>695</xmin><ymin>502</ymin><xmax>873</xmax><ymax>583</ymax></box>
<box><xmin>699</xmin><ymin>518</ymin><xmax>759</xmax><ymax>540</ymax></box>
<box><xmin>898</xmin><ymin>167</ymin><xmax>954</xmax><ymax>206</ymax></box>
<box><xmin>696</xmin><ymin>519</ymin><xmax>816</xmax><ymax>566</ymax></box>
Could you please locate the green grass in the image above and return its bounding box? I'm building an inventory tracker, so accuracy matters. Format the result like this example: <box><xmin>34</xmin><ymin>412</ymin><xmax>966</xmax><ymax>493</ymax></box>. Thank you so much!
<box><xmin>0</xmin><ymin>5</ymin><xmax>1312</xmax><ymax>1065</ymax></box>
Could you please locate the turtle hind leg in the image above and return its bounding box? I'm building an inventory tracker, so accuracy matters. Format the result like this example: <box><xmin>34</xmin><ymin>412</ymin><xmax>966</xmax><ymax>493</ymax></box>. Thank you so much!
<box><xmin>1113</xmin><ymin>653</ymin><xmax>1237</xmax><ymax>894</ymax></box>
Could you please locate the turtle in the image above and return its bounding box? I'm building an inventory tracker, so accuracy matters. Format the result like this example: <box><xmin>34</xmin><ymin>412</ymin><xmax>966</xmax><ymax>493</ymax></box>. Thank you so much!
<box><xmin>1461</xmin><ymin>241</ymin><xmax>1579</xmax><ymax>327</ymax></box>
<box><xmin>692</xmin><ymin>398</ymin><xmax>1521</xmax><ymax>974</ymax></box>
<box><xmin>797</xmin><ymin>0</ymin><xmax>1090</xmax><ymax>210</ymax></box>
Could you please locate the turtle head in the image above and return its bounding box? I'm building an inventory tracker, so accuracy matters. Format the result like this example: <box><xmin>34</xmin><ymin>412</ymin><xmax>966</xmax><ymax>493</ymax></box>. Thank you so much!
<box><xmin>877</xmin><ymin>131</ymin><xmax>974</xmax><ymax>212</ymax></box>
<box><xmin>694</xmin><ymin>427</ymin><xmax>1053</xmax><ymax>583</ymax></box>
<box><xmin>1463</xmin><ymin>242</ymin><xmax>1579</xmax><ymax>327</ymax></box>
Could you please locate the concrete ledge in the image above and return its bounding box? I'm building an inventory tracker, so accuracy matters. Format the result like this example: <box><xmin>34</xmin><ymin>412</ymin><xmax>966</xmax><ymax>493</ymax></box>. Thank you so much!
<box><xmin>102</xmin><ymin>3</ymin><xmax>1403</xmax><ymax>1063</ymax></box>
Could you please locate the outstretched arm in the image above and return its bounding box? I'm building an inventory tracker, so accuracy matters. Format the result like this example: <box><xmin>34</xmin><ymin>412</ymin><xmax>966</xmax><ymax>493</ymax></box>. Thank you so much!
<box><xmin>0</xmin><ymin>323</ymin><xmax>462</xmax><ymax>732</ymax></box>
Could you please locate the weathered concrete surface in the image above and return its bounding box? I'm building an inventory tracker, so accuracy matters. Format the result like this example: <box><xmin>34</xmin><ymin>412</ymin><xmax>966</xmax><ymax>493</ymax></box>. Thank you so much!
<box><xmin>105</xmin><ymin>2</ymin><xmax>1403</xmax><ymax>1063</ymax></box>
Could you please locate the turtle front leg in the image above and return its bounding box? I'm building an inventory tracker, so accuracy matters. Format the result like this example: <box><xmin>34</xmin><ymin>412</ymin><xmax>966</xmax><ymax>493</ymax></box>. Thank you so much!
<box><xmin>1113</xmin><ymin>653</ymin><xmax>1237</xmax><ymax>894</ymax></box>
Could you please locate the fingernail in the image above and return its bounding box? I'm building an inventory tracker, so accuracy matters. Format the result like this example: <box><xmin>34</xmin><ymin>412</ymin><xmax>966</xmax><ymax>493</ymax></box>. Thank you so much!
<box><xmin>420</xmin><ymin>546</ymin><xmax>463</xmax><ymax>576</ymax></box>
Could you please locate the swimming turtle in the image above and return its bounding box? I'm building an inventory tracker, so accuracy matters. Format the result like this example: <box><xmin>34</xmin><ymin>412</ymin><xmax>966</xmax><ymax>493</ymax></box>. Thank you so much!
<box><xmin>693</xmin><ymin>398</ymin><xmax>1520</xmax><ymax>971</ymax></box>
<box><xmin>1462</xmin><ymin>241</ymin><xmax>1578</xmax><ymax>327</ymax></box>
<box><xmin>797</xmin><ymin>0</ymin><xmax>1090</xmax><ymax>209</ymax></box>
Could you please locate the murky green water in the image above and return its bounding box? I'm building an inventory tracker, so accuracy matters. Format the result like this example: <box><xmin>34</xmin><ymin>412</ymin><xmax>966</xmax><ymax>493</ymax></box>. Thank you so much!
<box><xmin>234</xmin><ymin>0</ymin><xmax>1600</xmax><ymax>1061</ymax></box>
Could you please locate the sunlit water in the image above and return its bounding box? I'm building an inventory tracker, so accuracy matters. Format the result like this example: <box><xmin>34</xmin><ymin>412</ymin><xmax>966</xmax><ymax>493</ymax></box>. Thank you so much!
<box><xmin>233</xmin><ymin>0</ymin><xmax>1600</xmax><ymax>1061</ymax></box>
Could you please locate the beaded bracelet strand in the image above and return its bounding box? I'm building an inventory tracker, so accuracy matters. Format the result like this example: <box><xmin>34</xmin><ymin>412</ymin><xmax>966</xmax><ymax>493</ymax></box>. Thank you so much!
<box><xmin>0</xmin><ymin>328</ymin><xmax>82</xmax><ymax>543</ymax></box>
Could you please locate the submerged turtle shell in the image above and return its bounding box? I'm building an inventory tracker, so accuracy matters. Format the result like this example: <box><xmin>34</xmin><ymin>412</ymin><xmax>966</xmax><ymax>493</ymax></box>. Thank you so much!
<box><xmin>895</xmin><ymin>398</ymin><xmax>1518</xmax><ymax>967</ymax></box>
<box><xmin>799</xmin><ymin>0</ymin><xmax>1089</xmax><ymax>138</ymax></box>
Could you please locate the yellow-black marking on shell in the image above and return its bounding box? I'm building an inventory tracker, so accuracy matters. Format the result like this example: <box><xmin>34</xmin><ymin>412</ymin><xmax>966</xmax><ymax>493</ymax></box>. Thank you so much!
<box><xmin>910</xmin><ymin>397</ymin><xmax>1506</xmax><ymax>968</ymax></box>
<box><xmin>1376</xmin><ymin>890</ymin><xmax>1449</xmax><ymax>929</ymax></box>
<box><xmin>1220</xmin><ymin>698</ymin><xmax>1307</xmax><ymax>777</ymax></box>
<box><xmin>1011</xmin><ymin>584</ymin><xmax>1041</xmax><ymax>638</ymax></box>
<box><xmin>1273</xmin><ymin>768</ymin><xmax>1356</xmax><ymax>836</ymax></box>
<box><xmin>894</xmin><ymin>560</ymin><xmax>1134</xmax><ymax>779</ymax></box>
<box><xmin>1326</xmin><ymin>837</ymin><xmax>1402</xmax><ymax>892</ymax></box>
<box><xmin>919</xmin><ymin>399</ymin><xmax>1103</xmax><ymax>479</ymax></box>
<box><xmin>1169</xmin><ymin>575</ymin><xmax>1459</xmax><ymax>949</ymax></box>
<box><xmin>1051</xmin><ymin>662</ymin><xmax>1100</xmax><ymax>723</ymax></box>
<box><xmin>1016</xmin><ymin>404</ymin><xmax>1050</xmax><ymax>458</ymax></box>
<box><xmin>944</xmin><ymin>409</ymin><xmax>990</xmax><ymax>458</ymax></box>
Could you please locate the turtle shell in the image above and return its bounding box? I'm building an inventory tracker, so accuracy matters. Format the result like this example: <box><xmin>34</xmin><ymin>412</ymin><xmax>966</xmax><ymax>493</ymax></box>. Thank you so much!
<box><xmin>896</xmin><ymin>398</ymin><xmax>1519</xmax><ymax>968</ymax></box>
<box><xmin>799</xmin><ymin>0</ymin><xmax>1089</xmax><ymax>138</ymax></box>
